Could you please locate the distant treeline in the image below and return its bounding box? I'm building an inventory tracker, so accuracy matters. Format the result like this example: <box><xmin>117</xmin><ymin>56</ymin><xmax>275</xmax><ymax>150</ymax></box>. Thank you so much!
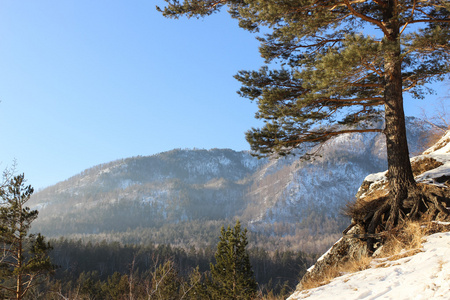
<box><xmin>34</xmin><ymin>214</ymin><xmax>347</xmax><ymax>256</ymax></box>
<box><xmin>42</xmin><ymin>238</ymin><xmax>317</xmax><ymax>299</ymax></box>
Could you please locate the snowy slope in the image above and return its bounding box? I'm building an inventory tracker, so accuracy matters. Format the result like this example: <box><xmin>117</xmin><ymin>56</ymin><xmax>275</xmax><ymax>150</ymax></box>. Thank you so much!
<box><xmin>288</xmin><ymin>130</ymin><xmax>450</xmax><ymax>300</ymax></box>
<box><xmin>415</xmin><ymin>130</ymin><xmax>450</xmax><ymax>185</ymax></box>
<box><xmin>288</xmin><ymin>231</ymin><xmax>450</xmax><ymax>300</ymax></box>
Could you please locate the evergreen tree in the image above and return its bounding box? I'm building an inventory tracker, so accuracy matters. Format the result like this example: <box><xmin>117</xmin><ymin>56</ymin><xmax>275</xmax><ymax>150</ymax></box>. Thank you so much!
<box><xmin>149</xmin><ymin>259</ymin><xmax>180</xmax><ymax>300</ymax></box>
<box><xmin>209</xmin><ymin>220</ymin><xmax>257</xmax><ymax>299</ymax></box>
<box><xmin>0</xmin><ymin>174</ymin><xmax>54</xmax><ymax>300</ymax></box>
<box><xmin>157</xmin><ymin>0</ymin><xmax>450</xmax><ymax>238</ymax></box>
<box><xmin>101</xmin><ymin>272</ymin><xmax>130</xmax><ymax>300</ymax></box>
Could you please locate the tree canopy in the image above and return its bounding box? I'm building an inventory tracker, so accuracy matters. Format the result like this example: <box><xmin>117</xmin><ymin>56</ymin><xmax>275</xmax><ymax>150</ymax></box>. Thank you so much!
<box><xmin>158</xmin><ymin>0</ymin><xmax>448</xmax><ymax>154</ymax></box>
<box><xmin>209</xmin><ymin>220</ymin><xmax>257</xmax><ymax>299</ymax></box>
<box><xmin>157</xmin><ymin>0</ymin><xmax>450</xmax><ymax>240</ymax></box>
<box><xmin>0</xmin><ymin>174</ymin><xmax>54</xmax><ymax>299</ymax></box>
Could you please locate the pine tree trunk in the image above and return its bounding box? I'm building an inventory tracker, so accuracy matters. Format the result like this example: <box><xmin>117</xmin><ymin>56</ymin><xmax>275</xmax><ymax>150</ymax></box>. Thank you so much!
<box><xmin>16</xmin><ymin>198</ymin><xmax>23</xmax><ymax>300</ymax></box>
<box><xmin>382</xmin><ymin>1</ymin><xmax>416</xmax><ymax>229</ymax></box>
<box><xmin>16</xmin><ymin>240</ymin><xmax>22</xmax><ymax>299</ymax></box>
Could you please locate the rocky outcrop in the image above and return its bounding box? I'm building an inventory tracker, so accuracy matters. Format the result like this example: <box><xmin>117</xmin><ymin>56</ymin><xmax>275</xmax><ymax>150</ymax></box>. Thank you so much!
<box><xmin>293</xmin><ymin>130</ymin><xmax>450</xmax><ymax>293</ymax></box>
<box><xmin>294</xmin><ymin>226</ymin><xmax>368</xmax><ymax>291</ymax></box>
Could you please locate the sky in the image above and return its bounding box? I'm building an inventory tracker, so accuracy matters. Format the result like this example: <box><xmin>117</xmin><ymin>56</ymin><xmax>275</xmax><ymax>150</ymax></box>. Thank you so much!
<box><xmin>0</xmin><ymin>1</ymin><xmax>448</xmax><ymax>189</ymax></box>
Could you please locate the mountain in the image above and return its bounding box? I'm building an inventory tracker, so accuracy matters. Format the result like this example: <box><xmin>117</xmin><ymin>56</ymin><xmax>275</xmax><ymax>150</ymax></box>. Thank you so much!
<box><xmin>28</xmin><ymin>117</ymin><xmax>436</xmax><ymax>253</ymax></box>
<box><xmin>29</xmin><ymin>149</ymin><xmax>266</xmax><ymax>247</ymax></box>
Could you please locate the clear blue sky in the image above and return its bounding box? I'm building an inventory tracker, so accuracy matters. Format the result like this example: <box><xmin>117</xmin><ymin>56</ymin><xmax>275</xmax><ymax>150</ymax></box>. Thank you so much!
<box><xmin>0</xmin><ymin>1</ymin><xmax>447</xmax><ymax>189</ymax></box>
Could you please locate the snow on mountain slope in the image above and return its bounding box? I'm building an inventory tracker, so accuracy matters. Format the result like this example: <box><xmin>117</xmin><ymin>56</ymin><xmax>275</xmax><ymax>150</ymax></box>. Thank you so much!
<box><xmin>28</xmin><ymin>118</ymin><xmax>435</xmax><ymax>251</ymax></box>
<box><xmin>415</xmin><ymin>130</ymin><xmax>450</xmax><ymax>185</ymax></box>
<box><xmin>288</xmin><ymin>231</ymin><xmax>450</xmax><ymax>300</ymax></box>
<box><xmin>245</xmin><ymin>117</ymin><xmax>431</xmax><ymax>227</ymax></box>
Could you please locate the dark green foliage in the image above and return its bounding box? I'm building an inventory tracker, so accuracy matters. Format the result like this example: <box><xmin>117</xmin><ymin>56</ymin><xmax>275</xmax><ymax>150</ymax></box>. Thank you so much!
<box><xmin>44</xmin><ymin>236</ymin><xmax>313</xmax><ymax>299</ymax></box>
<box><xmin>250</xmin><ymin>247</ymin><xmax>310</xmax><ymax>295</ymax></box>
<box><xmin>102</xmin><ymin>272</ymin><xmax>130</xmax><ymax>299</ymax></box>
<box><xmin>0</xmin><ymin>174</ymin><xmax>54</xmax><ymax>299</ymax></box>
<box><xmin>208</xmin><ymin>221</ymin><xmax>257</xmax><ymax>300</ymax></box>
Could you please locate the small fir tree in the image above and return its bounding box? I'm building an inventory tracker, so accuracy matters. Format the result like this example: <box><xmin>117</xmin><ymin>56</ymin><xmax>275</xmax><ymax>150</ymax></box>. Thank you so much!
<box><xmin>0</xmin><ymin>174</ymin><xmax>54</xmax><ymax>300</ymax></box>
<box><xmin>209</xmin><ymin>220</ymin><xmax>257</xmax><ymax>300</ymax></box>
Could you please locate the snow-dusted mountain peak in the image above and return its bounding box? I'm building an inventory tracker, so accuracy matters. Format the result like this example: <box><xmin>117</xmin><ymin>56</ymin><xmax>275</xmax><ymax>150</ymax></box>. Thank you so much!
<box><xmin>28</xmin><ymin>120</ymin><xmax>437</xmax><ymax>253</ymax></box>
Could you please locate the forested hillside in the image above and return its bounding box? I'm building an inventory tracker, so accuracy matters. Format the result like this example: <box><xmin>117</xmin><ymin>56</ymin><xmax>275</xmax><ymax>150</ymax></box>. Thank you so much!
<box><xmin>29</xmin><ymin>117</ymin><xmax>435</xmax><ymax>253</ymax></box>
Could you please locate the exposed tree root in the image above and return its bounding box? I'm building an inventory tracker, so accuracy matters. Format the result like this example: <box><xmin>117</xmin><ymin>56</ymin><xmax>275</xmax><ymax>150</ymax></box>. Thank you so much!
<box><xmin>345</xmin><ymin>183</ymin><xmax>450</xmax><ymax>252</ymax></box>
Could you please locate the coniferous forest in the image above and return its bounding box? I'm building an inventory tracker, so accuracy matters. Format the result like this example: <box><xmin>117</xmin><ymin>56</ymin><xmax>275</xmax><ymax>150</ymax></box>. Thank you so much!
<box><xmin>0</xmin><ymin>170</ymin><xmax>316</xmax><ymax>299</ymax></box>
<box><xmin>38</xmin><ymin>222</ymin><xmax>317</xmax><ymax>299</ymax></box>
<box><xmin>16</xmin><ymin>226</ymin><xmax>316</xmax><ymax>299</ymax></box>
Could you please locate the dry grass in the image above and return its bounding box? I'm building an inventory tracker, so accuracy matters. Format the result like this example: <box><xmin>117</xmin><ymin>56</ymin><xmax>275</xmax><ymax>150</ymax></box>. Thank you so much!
<box><xmin>300</xmin><ymin>221</ymin><xmax>431</xmax><ymax>291</ymax></box>
<box><xmin>300</xmin><ymin>255</ymin><xmax>372</xmax><ymax>290</ymax></box>
<box><xmin>375</xmin><ymin>221</ymin><xmax>426</xmax><ymax>259</ymax></box>
<box><xmin>343</xmin><ymin>195</ymin><xmax>387</xmax><ymax>224</ymax></box>
<box><xmin>411</xmin><ymin>157</ymin><xmax>444</xmax><ymax>177</ymax></box>
<box><xmin>358</xmin><ymin>188</ymin><xmax>389</xmax><ymax>203</ymax></box>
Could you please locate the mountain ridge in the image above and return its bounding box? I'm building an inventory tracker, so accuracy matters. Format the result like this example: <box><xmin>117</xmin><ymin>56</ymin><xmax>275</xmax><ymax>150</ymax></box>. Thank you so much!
<box><xmin>29</xmin><ymin>117</ymin><xmax>436</xmax><ymax>253</ymax></box>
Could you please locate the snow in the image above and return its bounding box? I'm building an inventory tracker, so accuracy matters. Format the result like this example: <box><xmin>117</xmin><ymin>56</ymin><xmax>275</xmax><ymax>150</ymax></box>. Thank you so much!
<box><xmin>414</xmin><ymin>131</ymin><xmax>450</xmax><ymax>186</ymax></box>
<box><xmin>359</xmin><ymin>130</ymin><xmax>450</xmax><ymax>197</ymax></box>
<box><xmin>120</xmin><ymin>179</ymin><xmax>135</xmax><ymax>189</ymax></box>
<box><xmin>423</xmin><ymin>131</ymin><xmax>450</xmax><ymax>156</ymax></box>
<box><xmin>289</xmin><ymin>131</ymin><xmax>450</xmax><ymax>300</ymax></box>
<box><xmin>288</xmin><ymin>231</ymin><xmax>450</xmax><ymax>300</ymax></box>
<box><xmin>364</xmin><ymin>171</ymin><xmax>388</xmax><ymax>183</ymax></box>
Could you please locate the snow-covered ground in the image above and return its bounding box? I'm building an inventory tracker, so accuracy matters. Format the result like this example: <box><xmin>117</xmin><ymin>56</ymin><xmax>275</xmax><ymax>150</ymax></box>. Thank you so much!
<box><xmin>288</xmin><ymin>231</ymin><xmax>450</xmax><ymax>300</ymax></box>
<box><xmin>414</xmin><ymin>130</ymin><xmax>450</xmax><ymax>186</ymax></box>
<box><xmin>289</xmin><ymin>130</ymin><xmax>450</xmax><ymax>300</ymax></box>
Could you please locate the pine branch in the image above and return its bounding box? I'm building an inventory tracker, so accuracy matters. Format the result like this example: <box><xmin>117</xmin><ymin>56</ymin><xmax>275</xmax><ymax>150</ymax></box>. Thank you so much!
<box><xmin>0</xmin><ymin>285</ymin><xmax>16</xmax><ymax>293</ymax></box>
<box><xmin>342</xmin><ymin>0</ymin><xmax>389</xmax><ymax>35</ymax></box>
<box><xmin>321</xmin><ymin>97</ymin><xmax>384</xmax><ymax>106</ymax></box>
<box><xmin>21</xmin><ymin>273</ymin><xmax>39</xmax><ymax>298</ymax></box>
<box><xmin>372</xmin><ymin>0</ymin><xmax>388</xmax><ymax>8</ymax></box>
<box><xmin>273</xmin><ymin>128</ymin><xmax>384</xmax><ymax>147</ymax></box>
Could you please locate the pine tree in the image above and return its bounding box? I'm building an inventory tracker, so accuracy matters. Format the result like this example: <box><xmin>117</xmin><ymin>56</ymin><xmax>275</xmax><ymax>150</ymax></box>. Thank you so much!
<box><xmin>0</xmin><ymin>174</ymin><xmax>54</xmax><ymax>300</ymax></box>
<box><xmin>209</xmin><ymin>220</ymin><xmax>257</xmax><ymax>300</ymax></box>
<box><xmin>157</xmin><ymin>1</ymin><xmax>450</xmax><ymax>240</ymax></box>
<box><xmin>150</xmin><ymin>259</ymin><xmax>180</xmax><ymax>300</ymax></box>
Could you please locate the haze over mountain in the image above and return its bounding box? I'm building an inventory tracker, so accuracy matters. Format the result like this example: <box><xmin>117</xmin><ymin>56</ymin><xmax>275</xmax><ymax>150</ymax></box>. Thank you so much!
<box><xmin>29</xmin><ymin>117</ymin><xmax>435</xmax><ymax>253</ymax></box>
